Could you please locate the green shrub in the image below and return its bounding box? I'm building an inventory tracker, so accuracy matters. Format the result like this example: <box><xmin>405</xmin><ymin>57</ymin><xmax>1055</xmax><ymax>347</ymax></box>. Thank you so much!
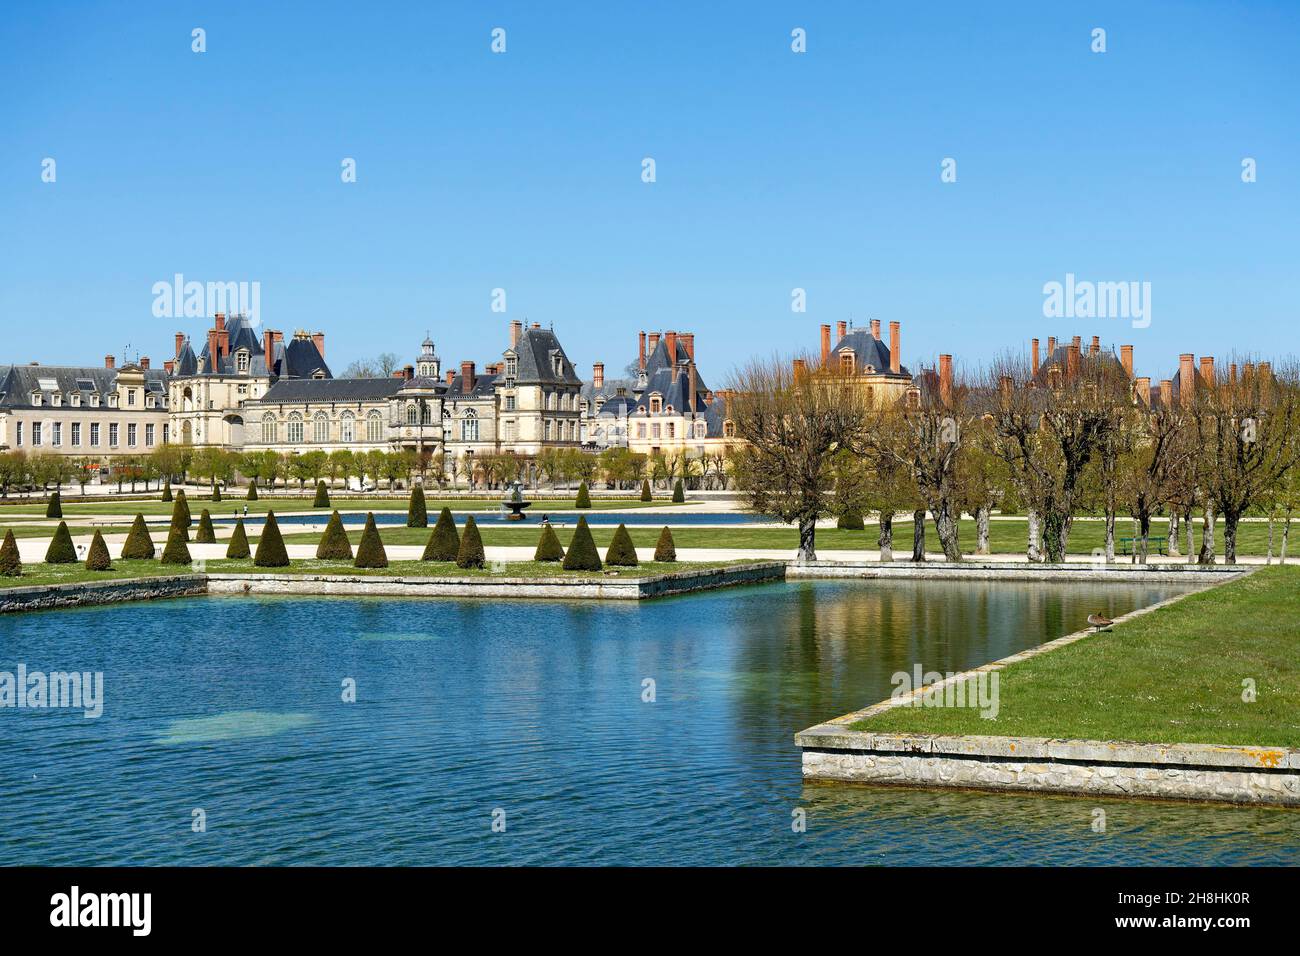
<box><xmin>45</xmin><ymin>521</ymin><xmax>77</xmax><ymax>564</ymax></box>
<box><xmin>211</xmin><ymin>482</ymin><xmax>222</xmax><ymax>502</ymax></box>
<box><xmin>0</xmin><ymin>530</ymin><xmax>22</xmax><ymax>577</ymax></box>
<box><xmin>575</xmin><ymin>481</ymin><xmax>591</xmax><ymax>509</ymax></box>
<box><xmin>174</xmin><ymin>491</ymin><xmax>191</xmax><ymax>527</ymax></box>
<box><xmin>407</xmin><ymin>484</ymin><xmax>428</xmax><ymax>527</ymax></box>
<box><xmin>253</xmin><ymin>511</ymin><xmax>290</xmax><ymax>567</ymax></box>
<box><xmin>195</xmin><ymin>509</ymin><xmax>217</xmax><ymax>543</ymax></box>
<box><xmin>456</xmin><ymin>515</ymin><xmax>486</xmax><ymax>569</ymax></box>
<box><xmin>640</xmin><ymin>479</ymin><xmax>652</xmax><ymax>502</ymax></box>
<box><xmin>313</xmin><ymin>479</ymin><xmax>330</xmax><ymax>508</ymax></box>
<box><xmin>672</xmin><ymin>478</ymin><xmax>685</xmax><ymax>503</ymax></box>
<box><xmin>85</xmin><ymin>529</ymin><xmax>112</xmax><ymax>570</ymax></box>
<box><xmin>653</xmin><ymin>526</ymin><xmax>677</xmax><ymax>562</ymax></box>
<box><xmin>354</xmin><ymin>513</ymin><xmax>388</xmax><ymax>568</ymax></box>
<box><xmin>46</xmin><ymin>490</ymin><xmax>62</xmax><ymax>518</ymax></box>
<box><xmin>247</xmin><ymin>480</ymin><xmax>258</xmax><ymax>501</ymax></box>
<box><xmin>422</xmin><ymin>507</ymin><xmax>460</xmax><ymax>561</ymax></box>
<box><xmin>534</xmin><ymin>524</ymin><xmax>565</xmax><ymax>562</ymax></box>
<box><xmin>562</xmin><ymin>516</ymin><xmax>602</xmax><ymax>571</ymax></box>
<box><xmin>837</xmin><ymin>512</ymin><xmax>865</xmax><ymax>530</ymax></box>
<box><xmin>317</xmin><ymin>510</ymin><xmax>353</xmax><ymax>560</ymax></box>
<box><xmin>161</xmin><ymin>480</ymin><xmax>173</xmax><ymax>502</ymax></box>
<box><xmin>120</xmin><ymin>514</ymin><xmax>156</xmax><ymax>560</ymax></box>
<box><xmin>159</xmin><ymin>523</ymin><xmax>192</xmax><ymax>565</ymax></box>
<box><xmin>226</xmin><ymin>518</ymin><xmax>251</xmax><ymax>559</ymax></box>
<box><xmin>605</xmin><ymin>523</ymin><xmax>638</xmax><ymax>566</ymax></box>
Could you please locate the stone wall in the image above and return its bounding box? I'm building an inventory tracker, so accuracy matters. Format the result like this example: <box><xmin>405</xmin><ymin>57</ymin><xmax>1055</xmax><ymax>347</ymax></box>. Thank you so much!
<box><xmin>787</xmin><ymin>560</ymin><xmax>1247</xmax><ymax>584</ymax></box>
<box><xmin>0</xmin><ymin>575</ymin><xmax>207</xmax><ymax>615</ymax></box>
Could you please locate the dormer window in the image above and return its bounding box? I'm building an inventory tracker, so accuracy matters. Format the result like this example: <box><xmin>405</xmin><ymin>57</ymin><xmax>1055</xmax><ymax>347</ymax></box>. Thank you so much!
<box><xmin>110</xmin><ymin>394</ymin><xmax>119</xmax><ymax>408</ymax></box>
<box><xmin>90</xmin><ymin>394</ymin><xmax>100</xmax><ymax>408</ymax></box>
<box><xmin>552</xmin><ymin>355</ymin><xmax>563</xmax><ymax>376</ymax></box>
<box><xmin>146</xmin><ymin>395</ymin><xmax>156</xmax><ymax>408</ymax></box>
<box><xmin>51</xmin><ymin>393</ymin><xmax>62</xmax><ymax>407</ymax></box>
<box><xmin>70</xmin><ymin>394</ymin><xmax>80</xmax><ymax>407</ymax></box>
<box><xmin>504</xmin><ymin>356</ymin><xmax>517</xmax><ymax>378</ymax></box>
<box><xmin>312</xmin><ymin>370</ymin><xmax>326</xmax><ymax>379</ymax></box>
<box><xmin>31</xmin><ymin>391</ymin><xmax>41</xmax><ymax>406</ymax></box>
<box><xmin>650</xmin><ymin>395</ymin><xmax>662</xmax><ymax>414</ymax></box>
<box><xmin>840</xmin><ymin>352</ymin><xmax>855</xmax><ymax>375</ymax></box>
<box><xmin>236</xmin><ymin>350</ymin><xmax>250</xmax><ymax>373</ymax></box>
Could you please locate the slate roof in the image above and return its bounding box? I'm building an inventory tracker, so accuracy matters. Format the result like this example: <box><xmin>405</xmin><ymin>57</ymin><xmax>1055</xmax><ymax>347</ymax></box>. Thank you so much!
<box><xmin>510</xmin><ymin>327</ymin><xmax>581</xmax><ymax>385</ymax></box>
<box><xmin>256</xmin><ymin>377</ymin><xmax>405</xmax><ymax>405</ymax></box>
<box><xmin>0</xmin><ymin>364</ymin><xmax>170</xmax><ymax>410</ymax></box>
<box><xmin>444</xmin><ymin>371</ymin><xmax>500</xmax><ymax>402</ymax></box>
<box><xmin>180</xmin><ymin>316</ymin><xmax>332</xmax><ymax>380</ymax></box>
<box><xmin>1028</xmin><ymin>343</ymin><xmax>1126</xmax><ymax>388</ymax></box>
<box><xmin>831</xmin><ymin>328</ymin><xmax>910</xmax><ymax>377</ymax></box>
<box><xmin>632</xmin><ymin>337</ymin><xmax>713</xmax><ymax>415</ymax></box>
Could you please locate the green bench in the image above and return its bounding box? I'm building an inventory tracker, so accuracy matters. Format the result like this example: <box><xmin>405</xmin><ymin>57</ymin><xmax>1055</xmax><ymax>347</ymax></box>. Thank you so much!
<box><xmin>1119</xmin><ymin>536</ymin><xmax>1168</xmax><ymax>556</ymax></box>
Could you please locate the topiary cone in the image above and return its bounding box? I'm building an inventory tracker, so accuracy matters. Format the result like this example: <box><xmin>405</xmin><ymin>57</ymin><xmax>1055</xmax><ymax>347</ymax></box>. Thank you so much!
<box><xmin>534</xmin><ymin>523</ymin><xmax>564</xmax><ymax>562</ymax></box>
<box><xmin>354</xmin><ymin>513</ymin><xmax>388</xmax><ymax>569</ymax></box>
<box><xmin>562</xmin><ymin>516</ymin><xmax>602</xmax><ymax>571</ymax></box>
<box><xmin>159</xmin><ymin>523</ymin><xmax>192</xmax><ymax>565</ymax></box>
<box><xmin>0</xmin><ymin>529</ymin><xmax>22</xmax><ymax>577</ymax></box>
<box><xmin>672</xmin><ymin>478</ymin><xmax>685</xmax><ymax>503</ymax></box>
<box><xmin>640</xmin><ymin>479</ymin><xmax>652</xmax><ymax>502</ymax></box>
<box><xmin>407</xmin><ymin>484</ymin><xmax>428</xmax><ymax>527</ymax></box>
<box><xmin>174</xmin><ymin>491</ymin><xmax>191</xmax><ymax>527</ymax></box>
<box><xmin>161</xmin><ymin>480</ymin><xmax>173</xmax><ymax>502</ymax></box>
<box><xmin>653</xmin><ymin>526</ymin><xmax>677</xmax><ymax>562</ymax></box>
<box><xmin>253</xmin><ymin>511</ymin><xmax>290</xmax><ymax>567</ymax></box>
<box><xmin>313</xmin><ymin>479</ymin><xmax>330</xmax><ymax>508</ymax></box>
<box><xmin>247</xmin><ymin>480</ymin><xmax>258</xmax><ymax>502</ymax></box>
<box><xmin>44</xmin><ymin>521</ymin><xmax>77</xmax><ymax>564</ymax></box>
<box><xmin>317</xmin><ymin>510</ymin><xmax>354</xmax><ymax>560</ymax></box>
<box><xmin>422</xmin><ymin>507</ymin><xmax>460</xmax><ymax>561</ymax></box>
<box><xmin>226</xmin><ymin>518</ymin><xmax>251</xmax><ymax>559</ymax></box>
<box><xmin>195</xmin><ymin>509</ymin><xmax>217</xmax><ymax>543</ymax></box>
<box><xmin>121</xmin><ymin>514</ymin><xmax>156</xmax><ymax>560</ymax></box>
<box><xmin>46</xmin><ymin>490</ymin><xmax>63</xmax><ymax>519</ymax></box>
<box><xmin>455</xmin><ymin>515</ymin><xmax>486</xmax><ymax>569</ymax></box>
<box><xmin>605</xmin><ymin>523</ymin><xmax>638</xmax><ymax>566</ymax></box>
<box><xmin>85</xmin><ymin>529</ymin><xmax>112</xmax><ymax>570</ymax></box>
<box><xmin>575</xmin><ymin>481</ymin><xmax>591</xmax><ymax>509</ymax></box>
<box><xmin>211</xmin><ymin>482</ymin><xmax>222</xmax><ymax>502</ymax></box>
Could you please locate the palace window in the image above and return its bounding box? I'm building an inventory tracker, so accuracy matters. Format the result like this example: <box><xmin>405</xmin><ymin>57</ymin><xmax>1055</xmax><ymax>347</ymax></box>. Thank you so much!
<box><xmin>314</xmin><ymin>413</ymin><xmax>330</xmax><ymax>443</ymax></box>
<box><xmin>505</xmin><ymin>356</ymin><xmax>517</xmax><ymax>378</ymax></box>
<box><xmin>650</xmin><ymin>395</ymin><xmax>662</xmax><ymax>414</ymax></box>
<box><xmin>552</xmin><ymin>355</ymin><xmax>563</xmax><ymax>376</ymax></box>
<box><xmin>652</xmin><ymin>423</ymin><xmax>661</xmax><ymax>439</ymax></box>
<box><xmin>71</xmin><ymin>422</ymin><xmax>81</xmax><ymax>446</ymax></box>
<box><xmin>71</xmin><ymin>394</ymin><xmax>80</xmax><ymax>407</ymax></box>
<box><xmin>666</xmin><ymin>423</ymin><xmax>674</xmax><ymax>439</ymax></box>
<box><xmin>366</xmin><ymin>411</ymin><xmax>384</xmax><ymax>443</ymax></box>
<box><xmin>262</xmin><ymin>414</ymin><xmax>278</xmax><ymax>444</ymax></box>
<box><xmin>504</xmin><ymin>394</ymin><xmax>515</xmax><ymax>411</ymax></box>
<box><xmin>406</xmin><ymin>403</ymin><xmax>419</xmax><ymax>425</ymax></box>
<box><xmin>31</xmin><ymin>423</ymin><xmax>41</xmax><ymax>445</ymax></box>
<box><xmin>287</xmin><ymin>413</ymin><xmax>304</xmax><ymax>443</ymax></box>
<box><xmin>236</xmin><ymin>350</ymin><xmax>250</xmax><ymax>373</ymax></box>
<box><xmin>52</xmin><ymin>422</ymin><xmax>62</xmax><ymax>446</ymax></box>
<box><xmin>127</xmin><ymin>424</ymin><xmax>137</xmax><ymax>447</ymax></box>
<box><xmin>340</xmin><ymin>411</ymin><xmax>355</xmax><ymax>443</ymax></box>
<box><xmin>109</xmin><ymin>423</ymin><xmax>119</xmax><ymax>447</ymax></box>
<box><xmin>461</xmin><ymin>410</ymin><xmax>479</xmax><ymax>442</ymax></box>
<box><xmin>544</xmin><ymin>419</ymin><xmax>552</xmax><ymax>440</ymax></box>
<box><xmin>723</xmin><ymin>420</ymin><xmax>736</xmax><ymax>438</ymax></box>
<box><xmin>637</xmin><ymin>423</ymin><xmax>646</xmax><ymax>439</ymax></box>
<box><xmin>14</xmin><ymin>422</ymin><xmax>21</xmax><ymax>446</ymax></box>
<box><xmin>90</xmin><ymin>423</ymin><xmax>100</xmax><ymax>446</ymax></box>
<box><xmin>840</xmin><ymin>353</ymin><xmax>855</xmax><ymax>375</ymax></box>
<box><xmin>127</xmin><ymin>390</ymin><xmax>136</xmax><ymax>406</ymax></box>
<box><xmin>695</xmin><ymin>421</ymin><xmax>707</xmax><ymax>439</ymax></box>
<box><xmin>421</xmin><ymin>404</ymin><xmax>433</xmax><ymax>425</ymax></box>
<box><xmin>146</xmin><ymin>424</ymin><xmax>155</xmax><ymax>446</ymax></box>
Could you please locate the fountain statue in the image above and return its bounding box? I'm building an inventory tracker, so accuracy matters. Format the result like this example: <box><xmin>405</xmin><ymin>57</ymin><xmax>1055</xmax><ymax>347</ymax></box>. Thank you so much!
<box><xmin>501</xmin><ymin>481</ymin><xmax>532</xmax><ymax>521</ymax></box>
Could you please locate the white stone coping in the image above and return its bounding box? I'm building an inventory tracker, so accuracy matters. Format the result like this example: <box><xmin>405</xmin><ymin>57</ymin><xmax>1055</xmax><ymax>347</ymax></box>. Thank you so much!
<box><xmin>787</xmin><ymin>560</ymin><xmax>1251</xmax><ymax>582</ymax></box>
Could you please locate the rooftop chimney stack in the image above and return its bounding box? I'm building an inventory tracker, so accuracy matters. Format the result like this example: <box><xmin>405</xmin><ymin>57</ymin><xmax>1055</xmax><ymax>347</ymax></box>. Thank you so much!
<box><xmin>510</xmin><ymin>320</ymin><xmax>522</xmax><ymax>348</ymax></box>
<box><xmin>889</xmin><ymin>321</ymin><xmax>901</xmax><ymax>373</ymax></box>
<box><xmin>1067</xmin><ymin>343</ymin><xmax>1080</xmax><ymax>379</ymax></box>
<box><xmin>1160</xmin><ymin>379</ymin><xmax>1174</xmax><ymax>407</ymax></box>
<box><xmin>1135</xmin><ymin>376</ymin><xmax>1151</xmax><ymax>406</ymax></box>
<box><xmin>1047</xmin><ymin>335</ymin><xmax>1057</xmax><ymax>356</ymax></box>
<box><xmin>837</xmin><ymin>320</ymin><xmax>847</xmax><ymax>340</ymax></box>
<box><xmin>1090</xmin><ymin>335</ymin><xmax>1100</xmax><ymax>355</ymax></box>
<box><xmin>1200</xmin><ymin>356</ymin><xmax>1215</xmax><ymax>385</ymax></box>
<box><xmin>820</xmin><ymin>324</ymin><xmax>831</xmax><ymax>366</ymax></box>
<box><xmin>445</xmin><ymin>369</ymin><xmax>455</xmax><ymax>386</ymax></box>
<box><xmin>689</xmin><ymin>363</ymin><xmax>698</xmax><ymax>411</ymax></box>
<box><xmin>263</xmin><ymin>330</ymin><xmax>276</xmax><ymax>370</ymax></box>
<box><xmin>461</xmin><ymin>361</ymin><xmax>475</xmax><ymax>394</ymax></box>
<box><xmin>681</xmin><ymin>333</ymin><xmax>695</xmax><ymax>361</ymax></box>
<box><xmin>175</xmin><ymin>333</ymin><xmax>185</xmax><ymax>359</ymax></box>
<box><xmin>593</xmin><ymin>362</ymin><xmax>604</xmax><ymax>389</ymax></box>
<box><xmin>638</xmin><ymin>331</ymin><xmax>647</xmax><ymax>371</ymax></box>
<box><xmin>1179</xmin><ymin>354</ymin><xmax>1196</xmax><ymax>406</ymax></box>
<box><xmin>1031</xmin><ymin>338</ymin><xmax>1040</xmax><ymax>377</ymax></box>
<box><xmin>792</xmin><ymin>358</ymin><xmax>807</xmax><ymax>378</ymax></box>
<box><xmin>312</xmin><ymin>332</ymin><xmax>325</xmax><ymax>360</ymax></box>
<box><xmin>870</xmin><ymin>319</ymin><xmax>881</xmax><ymax>340</ymax></box>
<box><xmin>105</xmin><ymin>354</ymin><xmax>115</xmax><ymax>370</ymax></box>
<box><xmin>999</xmin><ymin>374</ymin><xmax>1013</xmax><ymax>400</ymax></box>
<box><xmin>648</xmin><ymin>332</ymin><xmax>660</xmax><ymax>355</ymax></box>
<box><xmin>140</xmin><ymin>357</ymin><xmax>150</xmax><ymax>370</ymax></box>
<box><xmin>939</xmin><ymin>353</ymin><xmax>953</xmax><ymax>405</ymax></box>
<box><xmin>164</xmin><ymin>360</ymin><xmax>175</xmax><ymax>375</ymax></box>
<box><xmin>665</xmin><ymin>331</ymin><xmax>678</xmax><ymax>364</ymax></box>
<box><xmin>214</xmin><ymin>313</ymin><xmax>225</xmax><ymax>331</ymax></box>
<box><xmin>1120</xmin><ymin>345</ymin><xmax>1134</xmax><ymax>378</ymax></box>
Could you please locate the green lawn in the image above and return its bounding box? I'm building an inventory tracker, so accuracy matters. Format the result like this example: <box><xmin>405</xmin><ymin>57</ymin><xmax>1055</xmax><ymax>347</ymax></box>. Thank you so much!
<box><xmin>851</xmin><ymin>566</ymin><xmax>1300</xmax><ymax>748</ymax></box>
<box><xmin>0</xmin><ymin>496</ymin><xmax>684</xmax><ymax>518</ymax></box>
<box><xmin>0</xmin><ymin>560</ymin><xmax>189</xmax><ymax>589</ymax></box>
<box><xmin>203</xmin><ymin>558</ymin><xmax>744</xmax><ymax>580</ymax></box>
<box><xmin>0</xmin><ymin>525</ymin><xmax>109</xmax><ymax>539</ymax></box>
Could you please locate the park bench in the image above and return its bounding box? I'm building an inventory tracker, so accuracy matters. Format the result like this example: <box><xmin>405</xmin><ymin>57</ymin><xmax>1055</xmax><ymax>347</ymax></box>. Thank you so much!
<box><xmin>1119</xmin><ymin>536</ymin><xmax>1168</xmax><ymax>556</ymax></box>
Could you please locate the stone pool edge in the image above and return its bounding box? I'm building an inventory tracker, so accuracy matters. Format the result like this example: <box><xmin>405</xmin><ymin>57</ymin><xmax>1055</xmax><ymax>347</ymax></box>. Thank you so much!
<box><xmin>0</xmin><ymin>574</ymin><xmax>208</xmax><ymax>614</ymax></box>
<box><xmin>795</xmin><ymin>569</ymin><xmax>1300</xmax><ymax>807</ymax></box>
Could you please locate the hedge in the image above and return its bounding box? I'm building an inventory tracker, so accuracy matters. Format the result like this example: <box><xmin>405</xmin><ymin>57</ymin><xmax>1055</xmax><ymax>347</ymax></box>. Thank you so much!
<box><xmin>456</xmin><ymin>515</ymin><xmax>486</xmax><ymax>569</ymax></box>
<box><xmin>422</xmin><ymin>507</ymin><xmax>460</xmax><ymax>561</ymax></box>
<box><xmin>672</xmin><ymin>478</ymin><xmax>685</xmax><ymax>503</ymax></box>
<box><xmin>408</xmin><ymin>485</ymin><xmax>428</xmax><ymax>527</ymax></box>
<box><xmin>226</xmin><ymin>518</ymin><xmax>251</xmax><ymax>559</ymax></box>
<box><xmin>653</xmin><ymin>526</ymin><xmax>677</xmax><ymax>562</ymax></box>
<box><xmin>640</xmin><ymin>479</ymin><xmax>652</xmax><ymax>502</ymax></box>
<box><xmin>534</xmin><ymin>524</ymin><xmax>565</xmax><ymax>562</ymax></box>
<box><xmin>254</xmin><ymin>511</ymin><xmax>290</xmax><ymax>567</ymax></box>
<box><xmin>605</xmin><ymin>523</ymin><xmax>639</xmax><ymax>566</ymax></box>
<box><xmin>161</xmin><ymin>480</ymin><xmax>173</xmax><ymax>502</ymax></box>
<box><xmin>159</xmin><ymin>523</ymin><xmax>192</xmax><ymax>565</ymax></box>
<box><xmin>575</xmin><ymin>481</ymin><xmax>591</xmax><ymax>509</ymax></box>
<box><xmin>85</xmin><ymin>529</ymin><xmax>112</xmax><ymax>570</ymax></box>
<box><xmin>121</xmin><ymin>514</ymin><xmax>156</xmax><ymax>560</ymax></box>
<box><xmin>313</xmin><ymin>479</ymin><xmax>330</xmax><ymax>508</ymax></box>
<box><xmin>317</xmin><ymin>510</ymin><xmax>354</xmax><ymax>560</ymax></box>
<box><xmin>0</xmin><ymin>530</ymin><xmax>22</xmax><ymax>577</ymax></box>
<box><xmin>247</xmin><ymin>480</ymin><xmax>258</xmax><ymax>501</ymax></box>
<box><xmin>195</xmin><ymin>509</ymin><xmax>217</xmax><ymax>544</ymax></box>
<box><xmin>45</xmin><ymin>522</ymin><xmax>77</xmax><ymax>564</ymax></box>
<box><xmin>354</xmin><ymin>513</ymin><xmax>388</xmax><ymax>568</ymax></box>
<box><xmin>174</xmin><ymin>491</ymin><xmax>191</xmax><ymax>527</ymax></box>
<box><xmin>46</xmin><ymin>490</ymin><xmax>62</xmax><ymax>519</ymax></box>
<box><xmin>562</xmin><ymin>516</ymin><xmax>602</xmax><ymax>571</ymax></box>
<box><xmin>211</xmin><ymin>482</ymin><xmax>222</xmax><ymax>502</ymax></box>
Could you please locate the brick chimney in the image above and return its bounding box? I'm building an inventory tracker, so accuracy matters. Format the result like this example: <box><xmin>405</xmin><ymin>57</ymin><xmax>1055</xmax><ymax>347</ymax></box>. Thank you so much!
<box><xmin>870</xmin><ymin>319</ymin><xmax>881</xmax><ymax>340</ymax></box>
<box><xmin>175</xmin><ymin>332</ymin><xmax>185</xmax><ymax>358</ymax></box>
<box><xmin>1160</xmin><ymin>379</ymin><xmax>1174</xmax><ymax>407</ymax></box>
<box><xmin>681</xmin><ymin>332</ymin><xmax>695</xmax><ymax>361</ymax></box>
<box><xmin>1120</xmin><ymin>345</ymin><xmax>1133</xmax><ymax>378</ymax></box>
<box><xmin>1047</xmin><ymin>335</ymin><xmax>1056</xmax><ymax>356</ymax></box>
<box><xmin>404</xmin><ymin>364</ymin><xmax>415</xmax><ymax>380</ymax></box>
<box><xmin>1135</xmin><ymin>376</ymin><xmax>1151</xmax><ymax>406</ymax></box>
<box><xmin>664</xmin><ymin>331</ymin><xmax>678</xmax><ymax>363</ymax></box>
<box><xmin>837</xmin><ymin>320</ymin><xmax>847</xmax><ymax>340</ymax></box>
<box><xmin>445</xmin><ymin>369</ymin><xmax>455</xmax><ymax>386</ymax></box>
<box><xmin>820</xmin><ymin>324</ymin><xmax>831</xmax><ymax>366</ymax></box>
<box><xmin>1179</xmin><ymin>354</ymin><xmax>1195</xmax><ymax>406</ymax></box>
<box><xmin>593</xmin><ymin>362</ymin><xmax>604</xmax><ymax>389</ymax></box>
<box><xmin>1259</xmin><ymin>361</ymin><xmax>1272</xmax><ymax>379</ymax></box>
<box><xmin>461</xmin><ymin>361</ymin><xmax>475</xmax><ymax>394</ymax></box>
<box><xmin>531</xmin><ymin>322</ymin><xmax>540</xmax><ymax>330</ymax></box>
<box><xmin>312</xmin><ymin>332</ymin><xmax>325</xmax><ymax>360</ymax></box>
<box><xmin>207</xmin><ymin>327</ymin><xmax>219</xmax><ymax>370</ymax></box>
<box><xmin>164</xmin><ymin>360</ymin><xmax>175</xmax><ymax>375</ymax></box>
<box><xmin>1031</xmin><ymin>338</ymin><xmax>1040</xmax><ymax>377</ymax></box>
<box><xmin>648</xmin><ymin>332</ymin><xmax>660</xmax><ymax>355</ymax></box>
<box><xmin>638</xmin><ymin>331</ymin><xmax>647</xmax><ymax>371</ymax></box>
<box><xmin>688</xmin><ymin>363</ymin><xmax>698</xmax><ymax>411</ymax></box>
<box><xmin>1072</xmin><ymin>335</ymin><xmax>1082</xmax><ymax>353</ymax></box>
<box><xmin>999</xmin><ymin>374</ymin><xmax>1013</xmax><ymax>400</ymax></box>
<box><xmin>392</xmin><ymin>369</ymin><xmax>405</xmax><ymax>379</ymax></box>
<box><xmin>510</xmin><ymin>320</ymin><xmax>522</xmax><ymax>348</ymax></box>
<box><xmin>1200</xmin><ymin>355</ymin><xmax>1214</xmax><ymax>385</ymax></box>
<box><xmin>939</xmin><ymin>354</ymin><xmax>953</xmax><ymax>405</ymax></box>
<box><xmin>1067</xmin><ymin>343</ymin><xmax>1080</xmax><ymax>379</ymax></box>
<box><xmin>140</xmin><ymin>356</ymin><xmax>150</xmax><ymax>370</ymax></box>
<box><xmin>105</xmin><ymin>354</ymin><xmax>115</xmax><ymax>369</ymax></box>
<box><xmin>889</xmin><ymin>321</ymin><xmax>900</xmax><ymax>373</ymax></box>
<box><xmin>792</xmin><ymin>358</ymin><xmax>806</xmax><ymax>378</ymax></box>
<box><xmin>1090</xmin><ymin>335</ymin><xmax>1100</xmax><ymax>355</ymax></box>
<box><xmin>1229</xmin><ymin>363</ymin><xmax>1238</xmax><ymax>384</ymax></box>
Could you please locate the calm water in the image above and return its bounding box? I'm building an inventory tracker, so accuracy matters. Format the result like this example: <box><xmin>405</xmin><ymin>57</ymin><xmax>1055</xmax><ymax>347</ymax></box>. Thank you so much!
<box><xmin>207</xmin><ymin>510</ymin><xmax>772</xmax><ymax>527</ymax></box>
<box><xmin>3</xmin><ymin>580</ymin><xmax>1297</xmax><ymax>866</ymax></box>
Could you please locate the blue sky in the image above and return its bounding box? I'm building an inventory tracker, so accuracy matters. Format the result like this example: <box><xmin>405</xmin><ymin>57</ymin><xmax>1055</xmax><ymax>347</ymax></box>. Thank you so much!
<box><xmin>2</xmin><ymin>1</ymin><xmax>1297</xmax><ymax>382</ymax></box>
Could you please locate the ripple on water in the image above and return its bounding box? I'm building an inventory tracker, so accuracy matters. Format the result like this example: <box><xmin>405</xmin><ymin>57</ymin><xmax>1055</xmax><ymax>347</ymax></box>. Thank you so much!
<box><xmin>156</xmin><ymin>711</ymin><xmax>315</xmax><ymax>745</ymax></box>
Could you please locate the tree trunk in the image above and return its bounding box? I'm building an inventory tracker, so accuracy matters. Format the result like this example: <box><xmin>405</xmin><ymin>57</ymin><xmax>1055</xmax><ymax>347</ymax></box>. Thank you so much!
<box><xmin>1137</xmin><ymin>513</ymin><xmax>1150</xmax><ymax>565</ymax></box>
<box><xmin>1104</xmin><ymin>509</ymin><xmax>1116</xmax><ymax>564</ymax></box>
<box><xmin>878</xmin><ymin>511</ymin><xmax>894</xmax><ymax>563</ymax></box>
<box><xmin>1184</xmin><ymin>507</ymin><xmax>1194</xmax><ymax>564</ymax></box>
<box><xmin>1043</xmin><ymin>510</ymin><xmax>1067</xmax><ymax>564</ymax></box>
<box><xmin>975</xmin><ymin>506</ymin><xmax>990</xmax><ymax>555</ymax></box>
<box><xmin>1266</xmin><ymin>514</ymin><xmax>1275</xmax><ymax>565</ymax></box>
<box><xmin>932</xmin><ymin>504</ymin><xmax>962</xmax><ymax>562</ymax></box>
<box><xmin>797</xmin><ymin>515</ymin><xmax>817</xmax><ymax>564</ymax></box>
<box><xmin>1222</xmin><ymin>509</ymin><xmax>1239</xmax><ymax>565</ymax></box>
<box><xmin>1282</xmin><ymin>514</ymin><xmax>1292</xmax><ymax>565</ymax></box>
<box><xmin>911</xmin><ymin>509</ymin><xmax>926</xmax><ymax>562</ymax></box>
<box><xmin>1167</xmin><ymin>511</ymin><xmax>1180</xmax><ymax>556</ymax></box>
<box><xmin>1027</xmin><ymin>509</ymin><xmax>1042</xmax><ymax>563</ymax></box>
<box><xmin>1198</xmin><ymin>504</ymin><xmax>1216</xmax><ymax>565</ymax></box>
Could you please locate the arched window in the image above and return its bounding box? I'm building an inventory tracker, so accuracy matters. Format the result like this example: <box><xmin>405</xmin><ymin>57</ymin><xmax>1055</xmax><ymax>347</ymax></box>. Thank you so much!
<box><xmin>366</xmin><ymin>411</ymin><xmax>383</xmax><ymax>443</ymax></box>
<box><xmin>406</xmin><ymin>403</ymin><xmax>419</xmax><ymax>425</ymax></box>
<box><xmin>421</xmin><ymin>403</ymin><xmax>433</xmax><ymax>425</ymax></box>
<box><xmin>461</xmin><ymin>409</ymin><xmax>479</xmax><ymax>442</ymax></box>
<box><xmin>313</xmin><ymin>412</ymin><xmax>330</xmax><ymax>443</ymax></box>
<box><xmin>287</xmin><ymin>412</ymin><xmax>304</xmax><ymax>444</ymax></box>
<box><xmin>340</xmin><ymin>411</ymin><xmax>356</xmax><ymax>443</ymax></box>
<box><xmin>262</xmin><ymin>413</ymin><xmax>278</xmax><ymax>444</ymax></box>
